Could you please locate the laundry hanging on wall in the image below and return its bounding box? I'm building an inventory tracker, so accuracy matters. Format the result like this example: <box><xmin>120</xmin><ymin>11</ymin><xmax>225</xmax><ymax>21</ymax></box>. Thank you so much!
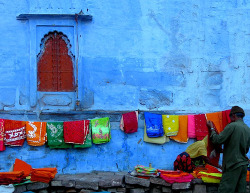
<box><xmin>144</xmin><ymin>112</ymin><xmax>164</xmax><ymax>138</ymax></box>
<box><xmin>4</xmin><ymin>120</ymin><xmax>26</xmax><ymax>146</ymax></box>
<box><xmin>26</xmin><ymin>121</ymin><xmax>47</xmax><ymax>146</ymax></box>
<box><xmin>162</xmin><ymin>115</ymin><xmax>179</xmax><ymax>136</ymax></box>
<box><xmin>91</xmin><ymin>117</ymin><xmax>111</xmax><ymax>144</ymax></box>
<box><xmin>120</xmin><ymin>111</ymin><xmax>138</xmax><ymax>134</ymax></box>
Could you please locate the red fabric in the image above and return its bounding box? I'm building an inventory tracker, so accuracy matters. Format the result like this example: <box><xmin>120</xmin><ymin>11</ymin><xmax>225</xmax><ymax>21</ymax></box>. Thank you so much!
<box><xmin>0</xmin><ymin>119</ymin><xmax>5</xmax><ymax>151</ymax></box>
<box><xmin>4</xmin><ymin>120</ymin><xmax>26</xmax><ymax>146</ymax></box>
<box><xmin>31</xmin><ymin>168</ymin><xmax>57</xmax><ymax>183</ymax></box>
<box><xmin>222</xmin><ymin>110</ymin><xmax>231</xmax><ymax>130</ymax></box>
<box><xmin>13</xmin><ymin>159</ymin><xmax>32</xmax><ymax>177</ymax></box>
<box><xmin>195</xmin><ymin>114</ymin><xmax>208</xmax><ymax>140</ymax></box>
<box><xmin>207</xmin><ymin>122</ymin><xmax>222</xmax><ymax>167</ymax></box>
<box><xmin>63</xmin><ymin>120</ymin><xmax>89</xmax><ymax>144</ymax></box>
<box><xmin>122</xmin><ymin>111</ymin><xmax>138</xmax><ymax>133</ymax></box>
<box><xmin>0</xmin><ymin>171</ymin><xmax>25</xmax><ymax>185</ymax></box>
<box><xmin>159</xmin><ymin>170</ymin><xmax>194</xmax><ymax>184</ymax></box>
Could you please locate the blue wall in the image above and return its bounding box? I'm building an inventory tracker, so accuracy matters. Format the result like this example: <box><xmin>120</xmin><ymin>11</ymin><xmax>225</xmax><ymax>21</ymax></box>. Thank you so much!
<box><xmin>0</xmin><ymin>0</ymin><xmax>250</xmax><ymax>174</ymax></box>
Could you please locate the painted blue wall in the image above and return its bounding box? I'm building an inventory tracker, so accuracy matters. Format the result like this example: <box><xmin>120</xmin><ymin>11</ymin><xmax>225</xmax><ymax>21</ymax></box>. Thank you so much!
<box><xmin>0</xmin><ymin>0</ymin><xmax>249</xmax><ymax>174</ymax></box>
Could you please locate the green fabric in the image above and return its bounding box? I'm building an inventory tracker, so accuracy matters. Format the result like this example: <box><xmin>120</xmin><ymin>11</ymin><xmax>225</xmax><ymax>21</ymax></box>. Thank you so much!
<box><xmin>143</xmin><ymin>122</ymin><xmax>169</xmax><ymax>144</ymax></box>
<box><xmin>211</xmin><ymin>119</ymin><xmax>250</xmax><ymax>171</ymax></box>
<box><xmin>74</xmin><ymin>129</ymin><xmax>92</xmax><ymax>148</ymax></box>
<box><xmin>218</xmin><ymin>165</ymin><xmax>247</xmax><ymax>193</ymax></box>
<box><xmin>47</xmin><ymin>122</ymin><xmax>72</xmax><ymax>149</ymax></box>
<box><xmin>91</xmin><ymin>117</ymin><xmax>111</xmax><ymax>144</ymax></box>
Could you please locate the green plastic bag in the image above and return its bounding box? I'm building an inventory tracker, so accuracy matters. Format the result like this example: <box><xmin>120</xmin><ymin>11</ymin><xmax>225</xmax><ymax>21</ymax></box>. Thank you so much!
<box><xmin>91</xmin><ymin>117</ymin><xmax>111</xmax><ymax>144</ymax></box>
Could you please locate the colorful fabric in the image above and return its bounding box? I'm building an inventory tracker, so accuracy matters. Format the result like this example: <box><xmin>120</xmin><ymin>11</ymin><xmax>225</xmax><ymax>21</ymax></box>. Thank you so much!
<box><xmin>170</xmin><ymin>115</ymin><xmax>188</xmax><ymax>143</ymax></box>
<box><xmin>143</xmin><ymin>122</ymin><xmax>169</xmax><ymax>144</ymax></box>
<box><xmin>187</xmin><ymin>115</ymin><xmax>196</xmax><ymax>138</ymax></box>
<box><xmin>120</xmin><ymin>111</ymin><xmax>138</xmax><ymax>134</ymax></box>
<box><xmin>174</xmin><ymin>152</ymin><xmax>194</xmax><ymax>173</ymax></box>
<box><xmin>186</xmin><ymin>136</ymin><xmax>208</xmax><ymax>158</ymax></box>
<box><xmin>0</xmin><ymin>171</ymin><xmax>25</xmax><ymax>185</ymax></box>
<box><xmin>162</xmin><ymin>115</ymin><xmax>179</xmax><ymax>136</ymax></box>
<box><xmin>0</xmin><ymin>119</ymin><xmax>5</xmax><ymax>151</ymax></box>
<box><xmin>206</xmin><ymin>112</ymin><xmax>223</xmax><ymax>133</ymax></box>
<box><xmin>144</xmin><ymin>112</ymin><xmax>164</xmax><ymax>138</ymax></box>
<box><xmin>63</xmin><ymin>120</ymin><xmax>90</xmax><ymax>144</ymax></box>
<box><xmin>195</xmin><ymin>114</ymin><xmax>208</xmax><ymax>140</ymax></box>
<box><xmin>222</xmin><ymin>109</ymin><xmax>231</xmax><ymax>129</ymax></box>
<box><xmin>13</xmin><ymin>159</ymin><xmax>32</xmax><ymax>177</ymax></box>
<box><xmin>74</xmin><ymin>129</ymin><xmax>92</xmax><ymax>148</ymax></box>
<box><xmin>47</xmin><ymin>122</ymin><xmax>71</xmax><ymax>149</ymax></box>
<box><xmin>199</xmin><ymin>171</ymin><xmax>222</xmax><ymax>183</ymax></box>
<box><xmin>159</xmin><ymin>170</ymin><xmax>194</xmax><ymax>184</ymax></box>
<box><xmin>91</xmin><ymin>117</ymin><xmax>111</xmax><ymax>144</ymax></box>
<box><xmin>26</xmin><ymin>122</ymin><xmax>47</xmax><ymax>146</ymax></box>
<box><xmin>207</xmin><ymin>121</ymin><xmax>222</xmax><ymax>167</ymax></box>
<box><xmin>4</xmin><ymin>120</ymin><xmax>26</xmax><ymax>146</ymax></box>
<box><xmin>30</xmin><ymin>168</ymin><xmax>57</xmax><ymax>183</ymax></box>
<box><xmin>134</xmin><ymin>165</ymin><xmax>158</xmax><ymax>175</ymax></box>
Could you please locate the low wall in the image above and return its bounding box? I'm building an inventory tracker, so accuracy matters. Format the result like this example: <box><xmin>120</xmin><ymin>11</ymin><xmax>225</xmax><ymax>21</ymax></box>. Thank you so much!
<box><xmin>13</xmin><ymin>172</ymin><xmax>249</xmax><ymax>193</ymax></box>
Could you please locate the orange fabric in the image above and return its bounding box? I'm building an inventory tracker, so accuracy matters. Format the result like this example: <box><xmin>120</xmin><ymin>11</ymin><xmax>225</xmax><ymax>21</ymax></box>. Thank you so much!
<box><xmin>170</xmin><ymin>115</ymin><xmax>188</xmax><ymax>143</ymax></box>
<box><xmin>0</xmin><ymin>171</ymin><xmax>24</xmax><ymax>180</ymax></box>
<box><xmin>247</xmin><ymin>171</ymin><xmax>250</xmax><ymax>182</ymax></box>
<box><xmin>26</xmin><ymin>122</ymin><xmax>47</xmax><ymax>146</ymax></box>
<box><xmin>31</xmin><ymin>168</ymin><xmax>57</xmax><ymax>183</ymax></box>
<box><xmin>13</xmin><ymin>158</ymin><xmax>32</xmax><ymax>177</ymax></box>
<box><xmin>206</xmin><ymin>112</ymin><xmax>223</xmax><ymax>133</ymax></box>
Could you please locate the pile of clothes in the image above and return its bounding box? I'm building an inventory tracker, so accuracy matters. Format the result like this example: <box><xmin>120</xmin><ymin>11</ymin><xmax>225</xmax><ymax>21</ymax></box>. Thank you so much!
<box><xmin>0</xmin><ymin>159</ymin><xmax>57</xmax><ymax>185</ymax></box>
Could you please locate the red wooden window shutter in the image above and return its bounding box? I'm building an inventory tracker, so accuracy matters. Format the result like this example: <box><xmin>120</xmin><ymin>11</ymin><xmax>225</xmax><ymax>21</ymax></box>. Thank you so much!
<box><xmin>37</xmin><ymin>31</ymin><xmax>75</xmax><ymax>91</ymax></box>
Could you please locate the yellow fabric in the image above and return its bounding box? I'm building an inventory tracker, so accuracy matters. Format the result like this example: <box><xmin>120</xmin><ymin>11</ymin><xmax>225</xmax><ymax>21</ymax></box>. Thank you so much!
<box><xmin>170</xmin><ymin>115</ymin><xmax>188</xmax><ymax>143</ymax></box>
<box><xmin>143</xmin><ymin>122</ymin><xmax>169</xmax><ymax>144</ymax></box>
<box><xmin>186</xmin><ymin>136</ymin><xmax>208</xmax><ymax>158</ymax></box>
<box><xmin>162</xmin><ymin>115</ymin><xmax>179</xmax><ymax>136</ymax></box>
<box><xmin>199</xmin><ymin>171</ymin><xmax>222</xmax><ymax>183</ymax></box>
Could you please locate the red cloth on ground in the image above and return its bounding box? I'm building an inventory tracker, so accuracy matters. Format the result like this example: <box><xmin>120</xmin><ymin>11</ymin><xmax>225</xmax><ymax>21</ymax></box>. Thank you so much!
<box><xmin>207</xmin><ymin>122</ymin><xmax>222</xmax><ymax>167</ymax></box>
<box><xmin>64</xmin><ymin>120</ymin><xmax>89</xmax><ymax>144</ymax></box>
<box><xmin>30</xmin><ymin>168</ymin><xmax>57</xmax><ymax>183</ymax></box>
<box><xmin>122</xmin><ymin>111</ymin><xmax>138</xmax><ymax>133</ymax></box>
<box><xmin>13</xmin><ymin>158</ymin><xmax>32</xmax><ymax>177</ymax></box>
<box><xmin>195</xmin><ymin>114</ymin><xmax>208</xmax><ymax>140</ymax></box>
<box><xmin>0</xmin><ymin>119</ymin><xmax>5</xmax><ymax>151</ymax></box>
<box><xmin>159</xmin><ymin>170</ymin><xmax>194</xmax><ymax>184</ymax></box>
<box><xmin>0</xmin><ymin>171</ymin><xmax>25</xmax><ymax>185</ymax></box>
<box><xmin>222</xmin><ymin>110</ymin><xmax>231</xmax><ymax>130</ymax></box>
<box><xmin>4</xmin><ymin>120</ymin><xmax>26</xmax><ymax>146</ymax></box>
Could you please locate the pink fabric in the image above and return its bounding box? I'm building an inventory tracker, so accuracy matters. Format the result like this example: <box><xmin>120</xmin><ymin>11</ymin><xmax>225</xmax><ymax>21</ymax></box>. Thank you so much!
<box><xmin>195</xmin><ymin>114</ymin><xmax>208</xmax><ymax>140</ymax></box>
<box><xmin>159</xmin><ymin>171</ymin><xmax>194</xmax><ymax>184</ymax></box>
<box><xmin>188</xmin><ymin>115</ymin><xmax>196</xmax><ymax>138</ymax></box>
<box><xmin>0</xmin><ymin>119</ymin><xmax>5</xmax><ymax>151</ymax></box>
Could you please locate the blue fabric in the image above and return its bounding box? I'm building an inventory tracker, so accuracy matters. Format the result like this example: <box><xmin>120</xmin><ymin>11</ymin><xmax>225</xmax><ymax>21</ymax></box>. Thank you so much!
<box><xmin>144</xmin><ymin>112</ymin><xmax>164</xmax><ymax>137</ymax></box>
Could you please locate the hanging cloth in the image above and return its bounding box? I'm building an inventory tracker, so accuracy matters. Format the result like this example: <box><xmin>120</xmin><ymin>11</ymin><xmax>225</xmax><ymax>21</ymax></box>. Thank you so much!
<box><xmin>195</xmin><ymin>114</ymin><xmax>208</xmax><ymax>140</ymax></box>
<box><xmin>120</xmin><ymin>111</ymin><xmax>138</xmax><ymax>133</ymax></box>
<box><xmin>26</xmin><ymin>122</ymin><xmax>47</xmax><ymax>146</ymax></box>
<box><xmin>187</xmin><ymin>115</ymin><xmax>196</xmax><ymax>138</ymax></box>
<box><xmin>186</xmin><ymin>136</ymin><xmax>208</xmax><ymax>158</ymax></box>
<box><xmin>206</xmin><ymin>112</ymin><xmax>223</xmax><ymax>133</ymax></box>
<box><xmin>46</xmin><ymin>122</ymin><xmax>71</xmax><ymax>149</ymax></box>
<box><xmin>74</xmin><ymin>125</ymin><xmax>92</xmax><ymax>148</ymax></box>
<box><xmin>63</xmin><ymin>120</ymin><xmax>90</xmax><ymax>144</ymax></box>
<box><xmin>91</xmin><ymin>117</ymin><xmax>111</xmax><ymax>144</ymax></box>
<box><xmin>222</xmin><ymin>109</ymin><xmax>231</xmax><ymax>129</ymax></box>
<box><xmin>162</xmin><ymin>115</ymin><xmax>179</xmax><ymax>136</ymax></box>
<box><xmin>4</xmin><ymin>120</ymin><xmax>26</xmax><ymax>146</ymax></box>
<box><xmin>207</xmin><ymin>121</ymin><xmax>222</xmax><ymax>167</ymax></box>
<box><xmin>144</xmin><ymin>112</ymin><xmax>164</xmax><ymax>138</ymax></box>
<box><xmin>0</xmin><ymin>119</ymin><xmax>5</xmax><ymax>151</ymax></box>
<box><xmin>143</xmin><ymin>122</ymin><xmax>169</xmax><ymax>144</ymax></box>
<box><xmin>170</xmin><ymin>115</ymin><xmax>188</xmax><ymax>143</ymax></box>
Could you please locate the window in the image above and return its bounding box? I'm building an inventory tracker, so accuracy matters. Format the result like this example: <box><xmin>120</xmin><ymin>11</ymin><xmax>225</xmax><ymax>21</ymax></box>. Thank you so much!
<box><xmin>37</xmin><ymin>31</ymin><xmax>75</xmax><ymax>92</ymax></box>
